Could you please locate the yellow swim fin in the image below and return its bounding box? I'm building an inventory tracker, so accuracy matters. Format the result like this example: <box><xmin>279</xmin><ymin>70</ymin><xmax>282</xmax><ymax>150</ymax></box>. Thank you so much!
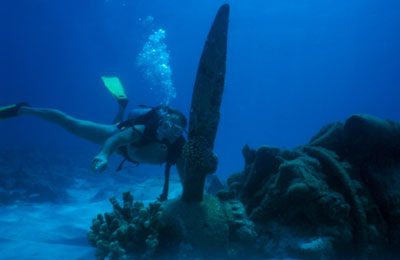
<box><xmin>101</xmin><ymin>76</ymin><xmax>127</xmax><ymax>100</ymax></box>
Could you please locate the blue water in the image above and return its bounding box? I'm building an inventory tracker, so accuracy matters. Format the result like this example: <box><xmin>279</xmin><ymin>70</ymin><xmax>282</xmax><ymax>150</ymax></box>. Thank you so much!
<box><xmin>1</xmin><ymin>0</ymin><xmax>400</xmax><ymax>177</ymax></box>
<box><xmin>0</xmin><ymin>1</ymin><xmax>400</xmax><ymax>258</ymax></box>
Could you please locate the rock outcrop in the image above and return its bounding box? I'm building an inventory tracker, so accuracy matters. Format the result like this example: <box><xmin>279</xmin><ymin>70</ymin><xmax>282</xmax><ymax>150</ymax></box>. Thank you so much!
<box><xmin>227</xmin><ymin>114</ymin><xmax>400</xmax><ymax>259</ymax></box>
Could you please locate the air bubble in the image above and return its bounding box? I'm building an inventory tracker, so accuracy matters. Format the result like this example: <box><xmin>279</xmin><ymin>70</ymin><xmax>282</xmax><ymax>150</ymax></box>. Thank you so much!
<box><xmin>137</xmin><ymin>29</ymin><xmax>176</xmax><ymax>105</ymax></box>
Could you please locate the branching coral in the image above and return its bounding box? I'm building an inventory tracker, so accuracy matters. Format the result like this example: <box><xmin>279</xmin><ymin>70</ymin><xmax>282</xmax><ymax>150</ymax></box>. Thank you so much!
<box><xmin>87</xmin><ymin>191</ymin><xmax>164</xmax><ymax>260</ymax></box>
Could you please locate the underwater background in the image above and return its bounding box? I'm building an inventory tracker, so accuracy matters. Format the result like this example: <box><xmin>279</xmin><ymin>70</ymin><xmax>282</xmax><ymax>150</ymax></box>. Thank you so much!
<box><xmin>2</xmin><ymin>0</ymin><xmax>400</xmax><ymax>178</ymax></box>
<box><xmin>1</xmin><ymin>0</ymin><xmax>400</xmax><ymax>259</ymax></box>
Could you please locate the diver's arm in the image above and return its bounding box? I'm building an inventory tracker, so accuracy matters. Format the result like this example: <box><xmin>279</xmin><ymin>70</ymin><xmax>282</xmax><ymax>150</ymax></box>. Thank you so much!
<box><xmin>91</xmin><ymin>125</ymin><xmax>145</xmax><ymax>171</ymax></box>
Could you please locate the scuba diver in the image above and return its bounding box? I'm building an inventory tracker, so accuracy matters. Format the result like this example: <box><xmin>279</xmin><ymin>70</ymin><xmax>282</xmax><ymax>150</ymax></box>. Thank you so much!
<box><xmin>0</xmin><ymin>77</ymin><xmax>186</xmax><ymax>201</ymax></box>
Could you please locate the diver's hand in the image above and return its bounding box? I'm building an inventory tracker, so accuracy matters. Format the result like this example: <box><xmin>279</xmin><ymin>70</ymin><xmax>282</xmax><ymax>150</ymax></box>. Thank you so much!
<box><xmin>91</xmin><ymin>155</ymin><xmax>108</xmax><ymax>172</ymax></box>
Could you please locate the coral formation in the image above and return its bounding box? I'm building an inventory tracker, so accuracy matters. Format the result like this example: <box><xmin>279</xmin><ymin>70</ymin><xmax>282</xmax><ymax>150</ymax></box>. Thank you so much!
<box><xmin>226</xmin><ymin>114</ymin><xmax>400</xmax><ymax>259</ymax></box>
<box><xmin>182</xmin><ymin>136</ymin><xmax>218</xmax><ymax>175</ymax></box>
<box><xmin>88</xmin><ymin>191</ymin><xmax>164</xmax><ymax>260</ymax></box>
<box><xmin>181</xmin><ymin>136</ymin><xmax>218</xmax><ymax>203</ymax></box>
<box><xmin>88</xmin><ymin>192</ymin><xmax>257</xmax><ymax>259</ymax></box>
<box><xmin>88</xmin><ymin>114</ymin><xmax>400</xmax><ymax>259</ymax></box>
<box><xmin>181</xmin><ymin>3</ymin><xmax>229</xmax><ymax>203</ymax></box>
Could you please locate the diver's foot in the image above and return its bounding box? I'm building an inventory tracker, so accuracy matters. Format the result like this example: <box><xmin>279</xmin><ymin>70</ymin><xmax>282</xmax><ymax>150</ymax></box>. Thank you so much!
<box><xmin>0</xmin><ymin>102</ymin><xmax>30</xmax><ymax>119</ymax></box>
<box><xmin>157</xmin><ymin>193</ymin><xmax>168</xmax><ymax>202</ymax></box>
<box><xmin>118</xmin><ymin>98</ymin><xmax>128</xmax><ymax>108</ymax></box>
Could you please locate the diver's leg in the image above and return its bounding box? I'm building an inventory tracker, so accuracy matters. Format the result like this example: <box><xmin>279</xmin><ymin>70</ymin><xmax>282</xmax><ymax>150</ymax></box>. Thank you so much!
<box><xmin>112</xmin><ymin>99</ymin><xmax>128</xmax><ymax>124</ymax></box>
<box><xmin>19</xmin><ymin>106</ymin><xmax>117</xmax><ymax>144</ymax></box>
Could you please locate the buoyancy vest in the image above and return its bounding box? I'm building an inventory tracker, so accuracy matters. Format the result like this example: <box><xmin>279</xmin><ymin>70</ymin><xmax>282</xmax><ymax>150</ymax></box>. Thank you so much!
<box><xmin>116</xmin><ymin>106</ymin><xmax>187</xmax><ymax>170</ymax></box>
